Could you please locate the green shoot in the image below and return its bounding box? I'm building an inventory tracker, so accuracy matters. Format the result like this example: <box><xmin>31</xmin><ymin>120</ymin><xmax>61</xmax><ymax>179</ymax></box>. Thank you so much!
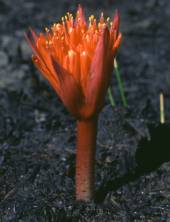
<box><xmin>114</xmin><ymin>58</ymin><xmax>128</xmax><ymax>108</ymax></box>
<box><xmin>160</xmin><ymin>92</ymin><xmax>165</xmax><ymax>124</ymax></box>
<box><xmin>108</xmin><ymin>87</ymin><xmax>115</xmax><ymax>107</ymax></box>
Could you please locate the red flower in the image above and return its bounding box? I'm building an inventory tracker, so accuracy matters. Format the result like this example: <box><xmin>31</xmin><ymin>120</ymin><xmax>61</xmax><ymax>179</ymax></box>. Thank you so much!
<box><xmin>26</xmin><ymin>6</ymin><xmax>122</xmax><ymax>120</ymax></box>
<box><xmin>26</xmin><ymin>6</ymin><xmax>122</xmax><ymax>201</ymax></box>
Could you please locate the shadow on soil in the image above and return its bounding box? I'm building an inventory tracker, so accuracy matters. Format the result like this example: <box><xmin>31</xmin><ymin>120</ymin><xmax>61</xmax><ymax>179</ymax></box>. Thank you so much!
<box><xmin>96</xmin><ymin>123</ymin><xmax>170</xmax><ymax>202</ymax></box>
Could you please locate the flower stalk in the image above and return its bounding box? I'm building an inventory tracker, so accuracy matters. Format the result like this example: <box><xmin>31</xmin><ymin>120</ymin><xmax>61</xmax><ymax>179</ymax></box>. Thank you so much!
<box><xmin>76</xmin><ymin>116</ymin><xmax>98</xmax><ymax>201</ymax></box>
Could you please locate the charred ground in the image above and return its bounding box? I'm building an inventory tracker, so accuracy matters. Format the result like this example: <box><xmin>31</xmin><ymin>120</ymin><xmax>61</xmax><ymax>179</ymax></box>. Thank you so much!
<box><xmin>0</xmin><ymin>0</ymin><xmax>170</xmax><ymax>221</ymax></box>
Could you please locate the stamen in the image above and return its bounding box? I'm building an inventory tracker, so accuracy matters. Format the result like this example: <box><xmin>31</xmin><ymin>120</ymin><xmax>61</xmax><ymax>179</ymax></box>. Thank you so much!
<box><xmin>45</xmin><ymin>27</ymin><xmax>49</xmax><ymax>33</ymax></box>
<box><xmin>107</xmin><ymin>17</ymin><xmax>110</xmax><ymax>22</ymax></box>
<box><xmin>69</xmin><ymin>27</ymin><xmax>73</xmax><ymax>33</ymax></box>
<box><xmin>33</xmin><ymin>8</ymin><xmax>121</xmax><ymax>89</ymax></box>
<box><xmin>68</xmin><ymin>49</ymin><xmax>76</xmax><ymax>57</ymax></box>
<box><xmin>81</xmin><ymin>51</ymin><xmax>86</xmax><ymax>56</ymax></box>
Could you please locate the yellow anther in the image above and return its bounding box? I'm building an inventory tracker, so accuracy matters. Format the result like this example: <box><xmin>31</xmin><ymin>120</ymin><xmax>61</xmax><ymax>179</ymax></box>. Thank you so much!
<box><xmin>69</xmin><ymin>27</ymin><xmax>73</xmax><ymax>33</ymax></box>
<box><xmin>45</xmin><ymin>27</ymin><xmax>49</xmax><ymax>32</ymax></box>
<box><xmin>48</xmin><ymin>40</ymin><xmax>52</xmax><ymax>45</ymax></box>
<box><xmin>89</xmin><ymin>15</ymin><xmax>94</xmax><ymax>22</ymax></box>
<box><xmin>81</xmin><ymin>51</ymin><xmax>86</xmax><ymax>56</ymax></box>
<box><xmin>107</xmin><ymin>17</ymin><xmax>110</xmax><ymax>22</ymax></box>
<box><xmin>86</xmin><ymin>34</ymin><xmax>90</xmax><ymax>42</ymax></box>
<box><xmin>68</xmin><ymin>49</ymin><xmax>75</xmax><ymax>57</ymax></box>
<box><xmin>56</xmin><ymin>23</ymin><xmax>60</xmax><ymax>28</ymax></box>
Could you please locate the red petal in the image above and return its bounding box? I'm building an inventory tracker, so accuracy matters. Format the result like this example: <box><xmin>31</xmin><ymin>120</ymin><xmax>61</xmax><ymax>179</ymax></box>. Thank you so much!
<box><xmin>24</xmin><ymin>28</ymin><xmax>38</xmax><ymax>55</ymax></box>
<box><xmin>32</xmin><ymin>55</ymin><xmax>61</xmax><ymax>95</ymax></box>
<box><xmin>112</xmin><ymin>32</ymin><xmax>122</xmax><ymax>56</ymax></box>
<box><xmin>51</xmin><ymin>56</ymin><xmax>84</xmax><ymax>118</ymax></box>
<box><xmin>75</xmin><ymin>5</ymin><xmax>87</xmax><ymax>26</ymax></box>
<box><xmin>25</xmin><ymin>29</ymin><xmax>59</xmax><ymax>84</ymax></box>
<box><xmin>25</xmin><ymin>29</ymin><xmax>47</xmax><ymax>69</ymax></box>
<box><xmin>112</xmin><ymin>9</ymin><xmax>120</xmax><ymax>32</ymax></box>
<box><xmin>86</xmin><ymin>27</ymin><xmax>113</xmax><ymax>113</ymax></box>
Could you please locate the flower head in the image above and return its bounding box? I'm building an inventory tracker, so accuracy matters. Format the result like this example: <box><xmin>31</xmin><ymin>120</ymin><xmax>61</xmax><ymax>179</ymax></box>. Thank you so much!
<box><xmin>26</xmin><ymin>5</ymin><xmax>122</xmax><ymax>119</ymax></box>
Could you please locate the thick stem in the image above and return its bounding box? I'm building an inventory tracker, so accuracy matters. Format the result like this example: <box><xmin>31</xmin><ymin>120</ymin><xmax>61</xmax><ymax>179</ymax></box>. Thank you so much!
<box><xmin>76</xmin><ymin>116</ymin><xmax>98</xmax><ymax>201</ymax></box>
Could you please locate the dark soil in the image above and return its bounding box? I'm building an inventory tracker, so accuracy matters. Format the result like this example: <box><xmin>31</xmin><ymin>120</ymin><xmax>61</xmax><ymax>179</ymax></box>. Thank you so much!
<box><xmin>0</xmin><ymin>0</ymin><xmax>170</xmax><ymax>221</ymax></box>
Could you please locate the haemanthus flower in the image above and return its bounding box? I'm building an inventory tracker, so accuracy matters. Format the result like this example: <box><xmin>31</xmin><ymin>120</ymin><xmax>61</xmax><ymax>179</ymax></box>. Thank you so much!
<box><xmin>26</xmin><ymin>5</ymin><xmax>122</xmax><ymax>201</ymax></box>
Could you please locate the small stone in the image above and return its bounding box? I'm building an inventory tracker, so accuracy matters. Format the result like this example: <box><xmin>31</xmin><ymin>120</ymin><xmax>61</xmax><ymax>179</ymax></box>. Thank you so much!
<box><xmin>167</xmin><ymin>214</ymin><xmax>170</xmax><ymax>222</ymax></box>
<box><xmin>2</xmin><ymin>37</ymin><xmax>19</xmax><ymax>58</ymax></box>
<box><xmin>0</xmin><ymin>1</ymin><xmax>10</xmax><ymax>14</ymax></box>
<box><xmin>1</xmin><ymin>35</ymin><xmax>12</xmax><ymax>48</ymax></box>
<box><xmin>24</xmin><ymin>2</ymin><xmax>35</xmax><ymax>10</ymax></box>
<box><xmin>20</xmin><ymin>40</ymin><xmax>32</xmax><ymax>60</ymax></box>
<box><xmin>145</xmin><ymin>0</ymin><xmax>156</xmax><ymax>9</ymax></box>
<box><xmin>0</xmin><ymin>50</ymin><xmax>8</xmax><ymax>67</ymax></box>
<box><xmin>34</xmin><ymin>110</ymin><xmax>46</xmax><ymax>123</ymax></box>
<box><xmin>0</xmin><ymin>156</ymin><xmax>4</xmax><ymax>165</ymax></box>
<box><xmin>0</xmin><ymin>67</ymin><xmax>26</xmax><ymax>89</ymax></box>
<box><xmin>105</xmin><ymin>156</ymin><xmax>112</xmax><ymax>163</ymax></box>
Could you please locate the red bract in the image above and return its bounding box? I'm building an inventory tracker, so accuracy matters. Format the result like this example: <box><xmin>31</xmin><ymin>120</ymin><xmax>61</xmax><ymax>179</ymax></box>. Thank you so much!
<box><xmin>26</xmin><ymin>5</ymin><xmax>122</xmax><ymax>201</ymax></box>
<box><xmin>26</xmin><ymin>6</ymin><xmax>122</xmax><ymax>120</ymax></box>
